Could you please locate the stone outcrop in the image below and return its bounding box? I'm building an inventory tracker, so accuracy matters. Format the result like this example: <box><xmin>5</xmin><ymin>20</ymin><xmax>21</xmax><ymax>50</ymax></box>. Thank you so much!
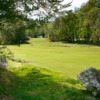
<box><xmin>77</xmin><ymin>67</ymin><xmax>100</xmax><ymax>96</ymax></box>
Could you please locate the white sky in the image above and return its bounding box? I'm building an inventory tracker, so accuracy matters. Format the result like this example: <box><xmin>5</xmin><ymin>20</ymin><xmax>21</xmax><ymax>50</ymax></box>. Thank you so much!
<box><xmin>63</xmin><ymin>0</ymin><xmax>89</xmax><ymax>10</ymax></box>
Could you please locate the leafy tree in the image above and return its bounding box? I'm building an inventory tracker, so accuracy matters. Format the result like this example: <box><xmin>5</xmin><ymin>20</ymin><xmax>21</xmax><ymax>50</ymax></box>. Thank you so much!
<box><xmin>88</xmin><ymin>7</ymin><xmax>100</xmax><ymax>45</ymax></box>
<box><xmin>47</xmin><ymin>10</ymin><xmax>78</xmax><ymax>42</ymax></box>
<box><xmin>0</xmin><ymin>0</ymin><xmax>71</xmax><ymax>44</ymax></box>
<box><xmin>75</xmin><ymin>0</ymin><xmax>100</xmax><ymax>45</ymax></box>
<box><xmin>0</xmin><ymin>0</ymin><xmax>71</xmax><ymax>20</ymax></box>
<box><xmin>44</xmin><ymin>0</ymin><xmax>100</xmax><ymax>45</ymax></box>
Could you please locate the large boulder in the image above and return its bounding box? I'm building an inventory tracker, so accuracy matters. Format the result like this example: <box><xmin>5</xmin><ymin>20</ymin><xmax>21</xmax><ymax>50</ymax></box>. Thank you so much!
<box><xmin>77</xmin><ymin>67</ymin><xmax>100</xmax><ymax>96</ymax></box>
<box><xmin>0</xmin><ymin>56</ymin><xmax>8</xmax><ymax>68</ymax></box>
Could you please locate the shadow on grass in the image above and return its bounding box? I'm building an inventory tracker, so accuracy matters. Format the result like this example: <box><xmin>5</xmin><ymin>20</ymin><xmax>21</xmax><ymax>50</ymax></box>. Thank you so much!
<box><xmin>62</xmin><ymin>41</ymin><xmax>100</xmax><ymax>47</ymax></box>
<box><xmin>3</xmin><ymin>41</ymin><xmax>31</xmax><ymax>47</ymax></box>
<box><xmin>0</xmin><ymin>67</ymin><xmax>99</xmax><ymax>100</ymax></box>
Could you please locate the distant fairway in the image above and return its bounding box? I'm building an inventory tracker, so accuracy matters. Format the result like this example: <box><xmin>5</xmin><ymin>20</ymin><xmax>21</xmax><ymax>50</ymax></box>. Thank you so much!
<box><xmin>8</xmin><ymin>38</ymin><xmax>100</xmax><ymax>78</ymax></box>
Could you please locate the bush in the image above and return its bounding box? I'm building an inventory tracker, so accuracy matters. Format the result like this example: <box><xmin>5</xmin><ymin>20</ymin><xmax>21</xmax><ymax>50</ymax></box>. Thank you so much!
<box><xmin>77</xmin><ymin>67</ymin><xmax>100</xmax><ymax>96</ymax></box>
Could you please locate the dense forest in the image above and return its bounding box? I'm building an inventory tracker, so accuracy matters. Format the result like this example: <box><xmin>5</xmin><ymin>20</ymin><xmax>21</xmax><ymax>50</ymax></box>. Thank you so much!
<box><xmin>0</xmin><ymin>0</ymin><xmax>100</xmax><ymax>45</ymax></box>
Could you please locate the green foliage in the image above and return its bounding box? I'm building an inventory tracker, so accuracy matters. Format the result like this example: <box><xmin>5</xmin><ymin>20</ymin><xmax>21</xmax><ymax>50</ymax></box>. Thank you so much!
<box><xmin>0</xmin><ymin>19</ymin><xmax>31</xmax><ymax>44</ymax></box>
<box><xmin>0</xmin><ymin>46</ymin><xmax>14</xmax><ymax>60</ymax></box>
<box><xmin>0</xmin><ymin>0</ymin><xmax>71</xmax><ymax>44</ymax></box>
<box><xmin>46</xmin><ymin>10</ymin><xmax>78</xmax><ymax>42</ymax></box>
<box><xmin>0</xmin><ymin>0</ymin><xmax>71</xmax><ymax>20</ymax></box>
<box><xmin>43</xmin><ymin>0</ymin><xmax>100</xmax><ymax>45</ymax></box>
<box><xmin>0</xmin><ymin>0</ymin><xmax>16</xmax><ymax>19</ymax></box>
<box><xmin>89</xmin><ymin>7</ymin><xmax>100</xmax><ymax>45</ymax></box>
<box><xmin>15</xmin><ymin>26</ymin><xmax>27</xmax><ymax>43</ymax></box>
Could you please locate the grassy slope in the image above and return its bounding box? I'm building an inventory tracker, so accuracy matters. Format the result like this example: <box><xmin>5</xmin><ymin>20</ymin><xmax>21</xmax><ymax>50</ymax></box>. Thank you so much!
<box><xmin>8</xmin><ymin>38</ymin><xmax>100</xmax><ymax>78</ymax></box>
<box><xmin>0</xmin><ymin>64</ymin><xmax>98</xmax><ymax>100</ymax></box>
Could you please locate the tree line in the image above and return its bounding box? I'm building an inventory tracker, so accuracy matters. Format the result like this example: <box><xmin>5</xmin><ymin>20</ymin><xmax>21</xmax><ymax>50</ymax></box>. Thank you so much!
<box><xmin>0</xmin><ymin>0</ymin><xmax>99</xmax><ymax>45</ymax></box>
<box><xmin>39</xmin><ymin>0</ymin><xmax>100</xmax><ymax>45</ymax></box>
<box><xmin>0</xmin><ymin>0</ymin><xmax>70</xmax><ymax>44</ymax></box>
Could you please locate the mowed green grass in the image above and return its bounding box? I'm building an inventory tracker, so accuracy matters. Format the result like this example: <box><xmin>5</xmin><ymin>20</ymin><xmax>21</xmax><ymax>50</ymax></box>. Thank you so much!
<box><xmin>8</xmin><ymin>38</ymin><xmax>100</xmax><ymax>78</ymax></box>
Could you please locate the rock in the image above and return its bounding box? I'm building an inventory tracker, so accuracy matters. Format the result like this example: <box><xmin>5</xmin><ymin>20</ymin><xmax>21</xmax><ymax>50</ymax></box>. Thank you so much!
<box><xmin>0</xmin><ymin>56</ymin><xmax>8</xmax><ymax>68</ymax></box>
<box><xmin>77</xmin><ymin>67</ymin><xmax>100</xmax><ymax>96</ymax></box>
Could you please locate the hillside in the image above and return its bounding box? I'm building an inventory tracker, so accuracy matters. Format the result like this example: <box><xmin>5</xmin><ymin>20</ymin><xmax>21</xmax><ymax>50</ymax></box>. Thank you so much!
<box><xmin>0</xmin><ymin>64</ymin><xmax>99</xmax><ymax>100</ymax></box>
